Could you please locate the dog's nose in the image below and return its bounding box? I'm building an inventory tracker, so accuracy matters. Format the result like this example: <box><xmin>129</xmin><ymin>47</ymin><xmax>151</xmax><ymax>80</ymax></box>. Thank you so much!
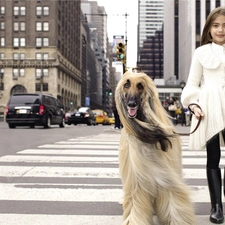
<box><xmin>128</xmin><ymin>101</ymin><xmax>137</xmax><ymax>108</ymax></box>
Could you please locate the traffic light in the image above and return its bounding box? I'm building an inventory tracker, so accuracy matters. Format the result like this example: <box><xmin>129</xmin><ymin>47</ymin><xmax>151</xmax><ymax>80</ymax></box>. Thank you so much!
<box><xmin>117</xmin><ymin>42</ymin><xmax>126</xmax><ymax>63</ymax></box>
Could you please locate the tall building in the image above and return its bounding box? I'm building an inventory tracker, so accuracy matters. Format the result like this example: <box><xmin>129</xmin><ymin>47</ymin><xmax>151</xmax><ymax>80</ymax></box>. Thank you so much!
<box><xmin>81</xmin><ymin>0</ymin><xmax>112</xmax><ymax>113</ymax></box>
<box><xmin>137</xmin><ymin>0</ymin><xmax>164</xmax><ymax>78</ymax></box>
<box><xmin>0</xmin><ymin>0</ymin><xmax>82</xmax><ymax>111</ymax></box>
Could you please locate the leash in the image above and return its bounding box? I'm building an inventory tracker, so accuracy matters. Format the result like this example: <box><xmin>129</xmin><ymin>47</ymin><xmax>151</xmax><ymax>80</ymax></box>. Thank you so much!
<box><xmin>175</xmin><ymin>115</ymin><xmax>202</xmax><ymax>136</ymax></box>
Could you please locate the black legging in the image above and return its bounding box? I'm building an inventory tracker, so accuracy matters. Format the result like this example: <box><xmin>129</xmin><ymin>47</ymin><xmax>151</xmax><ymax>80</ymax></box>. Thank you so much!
<box><xmin>206</xmin><ymin>130</ymin><xmax>225</xmax><ymax>169</ymax></box>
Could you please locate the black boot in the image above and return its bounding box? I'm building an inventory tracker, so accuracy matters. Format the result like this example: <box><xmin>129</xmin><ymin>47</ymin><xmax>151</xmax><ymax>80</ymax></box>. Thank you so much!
<box><xmin>207</xmin><ymin>168</ymin><xmax>224</xmax><ymax>224</ymax></box>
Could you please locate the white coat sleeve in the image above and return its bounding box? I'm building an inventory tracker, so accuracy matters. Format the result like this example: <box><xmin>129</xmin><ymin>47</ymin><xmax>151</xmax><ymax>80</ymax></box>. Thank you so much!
<box><xmin>181</xmin><ymin>50</ymin><xmax>203</xmax><ymax>108</ymax></box>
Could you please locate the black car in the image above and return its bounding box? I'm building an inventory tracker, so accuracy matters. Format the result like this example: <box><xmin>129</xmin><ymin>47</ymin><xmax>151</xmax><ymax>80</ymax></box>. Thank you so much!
<box><xmin>6</xmin><ymin>93</ymin><xmax>65</xmax><ymax>129</ymax></box>
<box><xmin>67</xmin><ymin>107</ymin><xmax>96</xmax><ymax>126</ymax></box>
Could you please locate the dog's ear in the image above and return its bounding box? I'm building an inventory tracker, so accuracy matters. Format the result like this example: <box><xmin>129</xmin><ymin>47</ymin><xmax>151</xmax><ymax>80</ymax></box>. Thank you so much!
<box><xmin>149</xmin><ymin>97</ymin><xmax>155</xmax><ymax>112</ymax></box>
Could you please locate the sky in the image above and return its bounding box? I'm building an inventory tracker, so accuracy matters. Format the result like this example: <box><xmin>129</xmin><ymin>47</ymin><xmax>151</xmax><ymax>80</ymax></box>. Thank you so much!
<box><xmin>89</xmin><ymin>0</ymin><xmax>138</xmax><ymax>68</ymax></box>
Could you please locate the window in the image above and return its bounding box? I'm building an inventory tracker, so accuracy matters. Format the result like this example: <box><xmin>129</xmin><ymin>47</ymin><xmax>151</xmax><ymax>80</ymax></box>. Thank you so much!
<box><xmin>13</xmin><ymin>53</ymin><xmax>19</xmax><ymax>60</ymax></box>
<box><xmin>36</xmin><ymin>22</ymin><xmax>42</xmax><ymax>31</ymax></box>
<box><xmin>36</xmin><ymin>6</ymin><xmax>42</xmax><ymax>16</ymax></box>
<box><xmin>43</xmin><ymin>53</ymin><xmax>48</xmax><ymax>60</ymax></box>
<box><xmin>20</xmin><ymin>6</ymin><xmax>26</xmax><ymax>16</ymax></box>
<box><xmin>20</xmin><ymin>38</ymin><xmax>25</xmax><ymax>46</ymax></box>
<box><xmin>43</xmin><ymin>22</ymin><xmax>49</xmax><ymax>31</ymax></box>
<box><xmin>14</xmin><ymin>6</ymin><xmax>19</xmax><ymax>16</ymax></box>
<box><xmin>0</xmin><ymin>68</ymin><xmax>4</xmax><ymax>77</ymax></box>
<box><xmin>43</xmin><ymin>68</ymin><xmax>48</xmax><ymax>76</ymax></box>
<box><xmin>43</xmin><ymin>83</ymin><xmax>48</xmax><ymax>91</ymax></box>
<box><xmin>0</xmin><ymin>6</ymin><xmax>5</xmax><ymax>15</ymax></box>
<box><xmin>0</xmin><ymin>53</ymin><xmax>4</xmax><ymax>59</ymax></box>
<box><xmin>0</xmin><ymin>22</ymin><xmax>5</xmax><ymax>30</ymax></box>
<box><xmin>43</xmin><ymin>38</ymin><xmax>49</xmax><ymax>46</ymax></box>
<box><xmin>14</xmin><ymin>22</ymin><xmax>19</xmax><ymax>31</ymax></box>
<box><xmin>20</xmin><ymin>22</ymin><xmax>25</xmax><ymax>31</ymax></box>
<box><xmin>35</xmin><ymin>83</ymin><xmax>41</xmax><ymax>92</ymax></box>
<box><xmin>36</xmin><ymin>37</ymin><xmax>42</xmax><ymax>47</ymax></box>
<box><xmin>20</xmin><ymin>53</ymin><xmax>25</xmax><ymax>60</ymax></box>
<box><xmin>36</xmin><ymin>68</ymin><xmax>42</xmax><ymax>77</ymax></box>
<box><xmin>13</xmin><ymin>68</ymin><xmax>25</xmax><ymax>77</ymax></box>
<box><xmin>20</xmin><ymin>68</ymin><xmax>25</xmax><ymax>76</ymax></box>
<box><xmin>13</xmin><ymin>68</ymin><xmax>19</xmax><ymax>76</ymax></box>
<box><xmin>0</xmin><ymin>38</ymin><xmax>5</xmax><ymax>47</ymax></box>
<box><xmin>36</xmin><ymin>53</ymin><xmax>42</xmax><ymax>60</ymax></box>
<box><xmin>43</xmin><ymin>6</ymin><xmax>49</xmax><ymax>15</ymax></box>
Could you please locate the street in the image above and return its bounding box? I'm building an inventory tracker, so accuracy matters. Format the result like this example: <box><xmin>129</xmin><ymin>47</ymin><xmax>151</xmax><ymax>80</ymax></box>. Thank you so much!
<box><xmin>0</xmin><ymin>122</ymin><xmax>224</xmax><ymax>224</ymax></box>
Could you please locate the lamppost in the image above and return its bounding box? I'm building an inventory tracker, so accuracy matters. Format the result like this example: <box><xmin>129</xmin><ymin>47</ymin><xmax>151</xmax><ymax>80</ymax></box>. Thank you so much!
<box><xmin>0</xmin><ymin>72</ymin><xmax>3</xmax><ymax>99</ymax></box>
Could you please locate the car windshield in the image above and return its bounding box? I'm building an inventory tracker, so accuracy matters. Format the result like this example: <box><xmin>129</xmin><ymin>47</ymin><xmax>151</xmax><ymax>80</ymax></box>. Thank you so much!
<box><xmin>9</xmin><ymin>95</ymin><xmax>40</xmax><ymax>104</ymax></box>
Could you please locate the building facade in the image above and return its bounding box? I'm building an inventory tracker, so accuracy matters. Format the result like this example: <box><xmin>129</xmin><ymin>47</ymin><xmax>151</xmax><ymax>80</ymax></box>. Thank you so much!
<box><xmin>0</xmin><ymin>0</ymin><xmax>82</xmax><ymax>111</ymax></box>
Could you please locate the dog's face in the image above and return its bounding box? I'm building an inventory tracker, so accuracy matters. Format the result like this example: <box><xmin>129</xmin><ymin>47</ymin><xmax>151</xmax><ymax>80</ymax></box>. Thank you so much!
<box><xmin>116</xmin><ymin>72</ymin><xmax>156</xmax><ymax>121</ymax></box>
<box><xmin>115</xmin><ymin>71</ymin><xmax>174</xmax><ymax>152</ymax></box>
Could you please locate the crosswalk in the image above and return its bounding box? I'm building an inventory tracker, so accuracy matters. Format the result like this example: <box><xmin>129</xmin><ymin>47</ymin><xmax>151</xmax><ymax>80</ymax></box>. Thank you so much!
<box><xmin>0</xmin><ymin>130</ymin><xmax>225</xmax><ymax>225</ymax></box>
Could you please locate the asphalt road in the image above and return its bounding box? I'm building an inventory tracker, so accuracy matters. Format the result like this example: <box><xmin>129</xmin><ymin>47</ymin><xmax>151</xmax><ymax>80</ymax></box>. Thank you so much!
<box><xmin>0</xmin><ymin>121</ymin><xmax>112</xmax><ymax>156</ymax></box>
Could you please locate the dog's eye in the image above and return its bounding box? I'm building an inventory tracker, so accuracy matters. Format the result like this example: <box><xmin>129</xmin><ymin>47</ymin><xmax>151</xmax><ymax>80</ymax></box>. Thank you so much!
<box><xmin>137</xmin><ymin>82</ymin><xmax>143</xmax><ymax>90</ymax></box>
<box><xmin>124</xmin><ymin>79</ymin><xmax>130</xmax><ymax>88</ymax></box>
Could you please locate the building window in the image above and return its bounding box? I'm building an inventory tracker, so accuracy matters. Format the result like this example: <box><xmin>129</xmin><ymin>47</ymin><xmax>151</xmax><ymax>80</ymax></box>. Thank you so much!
<box><xmin>43</xmin><ymin>83</ymin><xmax>48</xmax><ymax>91</ymax></box>
<box><xmin>14</xmin><ymin>22</ymin><xmax>19</xmax><ymax>31</ymax></box>
<box><xmin>0</xmin><ymin>53</ymin><xmax>4</xmax><ymax>59</ymax></box>
<box><xmin>20</xmin><ymin>38</ymin><xmax>25</xmax><ymax>46</ymax></box>
<box><xmin>20</xmin><ymin>6</ymin><xmax>26</xmax><ymax>16</ymax></box>
<box><xmin>43</xmin><ymin>22</ymin><xmax>49</xmax><ymax>31</ymax></box>
<box><xmin>43</xmin><ymin>68</ymin><xmax>48</xmax><ymax>76</ymax></box>
<box><xmin>0</xmin><ymin>6</ymin><xmax>5</xmax><ymax>15</ymax></box>
<box><xmin>0</xmin><ymin>22</ymin><xmax>5</xmax><ymax>30</ymax></box>
<box><xmin>43</xmin><ymin>38</ymin><xmax>49</xmax><ymax>46</ymax></box>
<box><xmin>13</xmin><ymin>6</ymin><xmax>19</xmax><ymax>16</ymax></box>
<box><xmin>0</xmin><ymin>69</ymin><xmax>4</xmax><ymax>77</ymax></box>
<box><xmin>20</xmin><ymin>68</ymin><xmax>25</xmax><ymax>76</ymax></box>
<box><xmin>36</xmin><ymin>22</ymin><xmax>42</xmax><ymax>31</ymax></box>
<box><xmin>20</xmin><ymin>53</ymin><xmax>25</xmax><ymax>60</ymax></box>
<box><xmin>1</xmin><ymin>38</ymin><xmax>5</xmax><ymax>46</ymax></box>
<box><xmin>43</xmin><ymin>53</ymin><xmax>48</xmax><ymax>60</ymax></box>
<box><xmin>36</xmin><ymin>53</ymin><xmax>42</xmax><ymax>60</ymax></box>
<box><xmin>35</xmin><ymin>83</ymin><xmax>41</xmax><ymax>92</ymax></box>
<box><xmin>20</xmin><ymin>22</ymin><xmax>26</xmax><ymax>31</ymax></box>
<box><xmin>36</xmin><ymin>6</ymin><xmax>42</xmax><ymax>16</ymax></box>
<box><xmin>13</xmin><ymin>68</ymin><xmax>19</xmax><ymax>76</ymax></box>
<box><xmin>36</xmin><ymin>68</ymin><xmax>42</xmax><ymax>77</ymax></box>
<box><xmin>43</xmin><ymin>6</ymin><xmax>49</xmax><ymax>16</ymax></box>
<box><xmin>13</xmin><ymin>53</ymin><xmax>19</xmax><ymax>60</ymax></box>
<box><xmin>36</xmin><ymin>37</ymin><xmax>42</xmax><ymax>47</ymax></box>
<box><xmin>13</xmin><ymin>38</ymin><xmax>19</xmax><ymax>47</ymax></box>
<box><xmin>13</xmin><ymin>68</ymin><xmax>25</xmax><ymax>77</ymax></box>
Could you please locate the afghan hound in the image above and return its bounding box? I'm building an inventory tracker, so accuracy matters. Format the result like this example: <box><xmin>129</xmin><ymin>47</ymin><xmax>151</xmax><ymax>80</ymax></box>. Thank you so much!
<box><xmin>115</xmin><ymin>71</ymin><xmax>196</xmax><ymax>225</ymax></box>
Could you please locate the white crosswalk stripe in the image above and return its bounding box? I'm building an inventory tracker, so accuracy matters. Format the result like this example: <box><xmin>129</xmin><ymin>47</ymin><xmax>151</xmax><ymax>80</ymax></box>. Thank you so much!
<box><xmin>0</xmin><ymin>132</ymin><xmax>224</xmax><ymax>224</ymax></box>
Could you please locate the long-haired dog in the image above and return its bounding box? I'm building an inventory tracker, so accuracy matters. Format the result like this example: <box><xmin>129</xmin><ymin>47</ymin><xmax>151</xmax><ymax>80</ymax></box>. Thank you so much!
<box><xmin>115</xmin><ymin>71</ymin><xmax>196</xmax><ymax>225</ymax></box>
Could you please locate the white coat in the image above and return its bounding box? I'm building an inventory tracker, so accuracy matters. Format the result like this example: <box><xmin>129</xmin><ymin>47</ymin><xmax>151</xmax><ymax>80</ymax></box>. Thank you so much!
<box><xmin>181</xmin><ymin>42</ymin><xmax>225</xmax><ymax>150</ymax></box>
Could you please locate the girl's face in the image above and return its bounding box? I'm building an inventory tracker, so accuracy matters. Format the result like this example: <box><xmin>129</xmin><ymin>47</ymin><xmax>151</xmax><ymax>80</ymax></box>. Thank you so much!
<box><xmin>210</xmin><ymin>15</ymin><xmax>225</xmax><ymax>45</ymax></box>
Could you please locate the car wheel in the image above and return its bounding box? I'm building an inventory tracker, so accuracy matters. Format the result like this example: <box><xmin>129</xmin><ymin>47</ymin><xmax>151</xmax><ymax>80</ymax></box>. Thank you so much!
<box><xmin>30</xmin><ymin>125</ymin><xmax>35</xmax><ymax>128</ymax></box>
<box><xmin>44</xmin><ymin>116</ymin><xmax>51</xmax><ymax>128</ymax></box>
<box><xmin>8</xmin><ymin>124</ymin><xmax>16</xmax><ymax>129</ymax></box>
<box><xmin>59</xmin><ymin>118</ymin><xmax>65</xmax><ymax>128</ymax></box>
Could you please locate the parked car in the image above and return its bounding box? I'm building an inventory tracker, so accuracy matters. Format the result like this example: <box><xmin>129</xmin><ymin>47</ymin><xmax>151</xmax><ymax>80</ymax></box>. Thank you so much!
<box><xmin>67</xmin><ymin>107</ymin><xmax>96</xmax><ymax>126</ymax></box>
<box><xmin>93</xmin><ymin>109</ymin><xmax>110</xmax><ymax>125</ymax></box>
<box><xmin>5</xmin><ymin>93</ymin><xmax>65</xmax><ymax>129</ymax></box>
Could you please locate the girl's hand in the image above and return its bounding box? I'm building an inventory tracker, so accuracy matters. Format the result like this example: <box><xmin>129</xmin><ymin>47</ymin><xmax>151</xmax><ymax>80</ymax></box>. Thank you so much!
<box><xmin>193</xmin><ymin>106</ymin><xmax>204</xmax><ymax>120</ymax></box>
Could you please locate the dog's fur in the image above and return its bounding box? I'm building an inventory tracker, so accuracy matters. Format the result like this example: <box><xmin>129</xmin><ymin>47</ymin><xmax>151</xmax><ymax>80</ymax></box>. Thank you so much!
<box><xmin>115</xmin><ymin>71</ymin><xmax>196</xmax><ymax>225</ymax></box>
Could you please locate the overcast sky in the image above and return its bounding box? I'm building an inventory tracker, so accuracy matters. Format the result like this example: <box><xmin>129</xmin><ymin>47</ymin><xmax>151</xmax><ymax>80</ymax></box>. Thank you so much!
<box><xmin>89</xmin><ymin>0</ymin><xmax>138</xmax><ymax>67</ymax></box>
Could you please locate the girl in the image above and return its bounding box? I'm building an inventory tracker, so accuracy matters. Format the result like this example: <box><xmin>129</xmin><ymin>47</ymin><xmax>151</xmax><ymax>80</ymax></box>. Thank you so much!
<box><xmin>181</xmin><ymin>7</ymin><xmax>225</xmax><ymax>224</ymax></box>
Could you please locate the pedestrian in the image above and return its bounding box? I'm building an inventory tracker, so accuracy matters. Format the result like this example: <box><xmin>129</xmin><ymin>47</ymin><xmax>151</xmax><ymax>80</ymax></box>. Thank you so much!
<box><xmin>168</xmin><ymin>97</ymin><xmax>177</xmax><ymax>125</ymax></box>
<box><xmin>181</xmin><ymin>6</ymin><xmax>225</xmax><ymax>224</ymax></box>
